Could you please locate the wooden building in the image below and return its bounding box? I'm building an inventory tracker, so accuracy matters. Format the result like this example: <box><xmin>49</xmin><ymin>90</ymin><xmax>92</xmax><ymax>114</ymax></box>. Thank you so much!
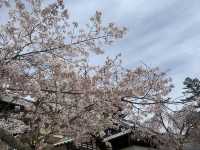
<box><xmin>53</xmin><ymin>127</ymin><xmax>159</xmax><ymax>150</ymax></box>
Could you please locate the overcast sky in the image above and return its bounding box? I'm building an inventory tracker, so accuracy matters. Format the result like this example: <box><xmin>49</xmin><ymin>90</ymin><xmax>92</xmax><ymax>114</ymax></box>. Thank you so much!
<box><xmin>1</xmin><ymin>0</ymin><xmax>200</xmax><ymax>98</ymax></box>
<box><xmin>65</xmin><ymin>0</ymin><xmax>200</xmax><ymax>98</ymax></box>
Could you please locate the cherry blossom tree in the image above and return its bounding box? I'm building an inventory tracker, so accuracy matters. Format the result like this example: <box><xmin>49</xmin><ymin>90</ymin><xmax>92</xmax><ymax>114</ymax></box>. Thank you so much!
<box><xmin>0</xmin><ymin>0</ymin><xmax>174</xmax><ymax>149</ymax></box>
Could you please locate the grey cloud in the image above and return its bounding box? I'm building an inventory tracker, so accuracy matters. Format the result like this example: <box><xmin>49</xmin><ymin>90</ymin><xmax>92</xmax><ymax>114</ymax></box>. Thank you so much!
<box><xmin>82</xmin><ymin>0</ymin><xmax>200</xmax><ymax>97</ymax></box>
<box><xmin>0</xmin><ymin>0</ymin><xmax>199</xmax><ymax>97</ymax></box>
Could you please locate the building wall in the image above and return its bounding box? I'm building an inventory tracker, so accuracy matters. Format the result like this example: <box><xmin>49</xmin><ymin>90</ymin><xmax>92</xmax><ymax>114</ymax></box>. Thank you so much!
<box><xmin>0</xmin><ymin>140</ymin><xmax>9</xmax><ymax>150</ymax></box>
<box><xmin>183</xmin><ymin>143</ymin><xmax>200</xmax><ymax>150</ymax></box>
<box><xmin>121</xmin><ymin>143</ymin><xmax>200</xmax><ymax>150</ymax></box>
<box><xmin>121</xmin><ymin>145</ymin><xmax>156</xmax><ymax>150</ymax></box>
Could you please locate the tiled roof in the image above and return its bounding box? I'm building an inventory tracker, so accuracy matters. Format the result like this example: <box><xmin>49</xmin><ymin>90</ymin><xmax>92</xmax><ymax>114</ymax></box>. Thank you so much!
<box><xmin>0</xmin><ymin>94</ymin><xmax>33</xmax><ymax>107</ymax></box>
<box><xmin>0</xmin><ymin>118</ymin><xmax>30</xmax><ymax>134</ymax></box>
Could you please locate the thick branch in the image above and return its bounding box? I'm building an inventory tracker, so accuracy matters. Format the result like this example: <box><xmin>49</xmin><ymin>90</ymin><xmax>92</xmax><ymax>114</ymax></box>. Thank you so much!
<box><xmin>121</xmin><ymin>97</ymin><xmax>183</xmax><ymax>105</ymax></box>
<box><xmin>6</xmin><ymin>87</ymin><xmax>83</xmax><ymax>95</ymax></box>
<box><xmin>11</xmin><ymin>34</ymin><xmax>109</xmax><ymax>60</ymax></box>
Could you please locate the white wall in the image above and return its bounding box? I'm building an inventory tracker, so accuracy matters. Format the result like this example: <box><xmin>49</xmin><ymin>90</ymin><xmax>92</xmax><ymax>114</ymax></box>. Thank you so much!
<box><xmin>121</xmin><ymin>145</ymin><xmax>156</xmax><ymax>150</ymax></box>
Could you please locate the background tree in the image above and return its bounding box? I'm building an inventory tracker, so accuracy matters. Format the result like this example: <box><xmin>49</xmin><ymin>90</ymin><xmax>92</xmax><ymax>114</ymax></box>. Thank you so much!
<box><xmin>131</xmin><ymin>77</ymin><xmax>200</xmax><ymax>150</ymax></box>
